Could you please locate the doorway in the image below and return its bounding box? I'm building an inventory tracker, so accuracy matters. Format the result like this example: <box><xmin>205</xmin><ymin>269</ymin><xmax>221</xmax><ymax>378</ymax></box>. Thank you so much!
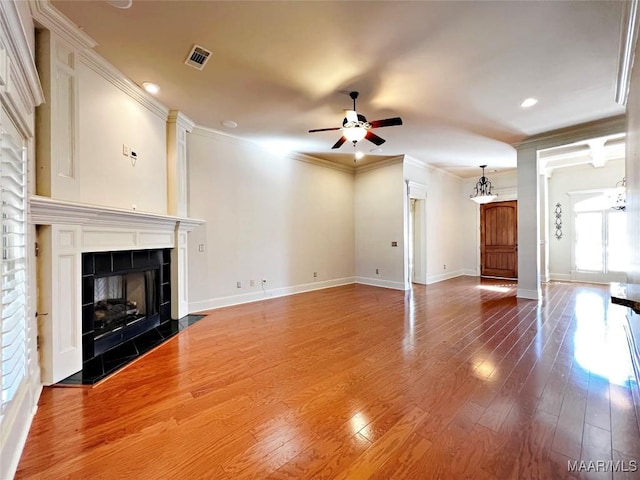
<box><xmin>481</xmin><ymin>200</ymin><xmax>518</xmax><ymax>278</ymax></box>
<box><xmin>408</xmin><ymin>197</ymin><xmax>426</xmax><ymax>285</ymax></box>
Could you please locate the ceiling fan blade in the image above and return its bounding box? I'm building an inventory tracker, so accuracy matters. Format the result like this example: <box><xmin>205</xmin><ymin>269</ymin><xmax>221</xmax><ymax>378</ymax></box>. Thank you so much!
<box><xmin>308</xmin><ymin>127</ymin><xmax>341</xmax><ymax>133</ymax></box>
<box><xmin>369</xmin><ymin>117</ymin><xmax>403</xmax><ymax>129</ymax></box>
<box><xmin>365</xmin><ymin>131</ymin><xmax>386</xmax><ymax>146</ymax></box>
<box><xmin>344</xmin><ymin>110</ymin><xmax>358</xmax><ymax>123</ymax></box>
<box><xmin>332</xmin><ymin>136</ymin><xmax>347</xmax><ymax>149</ymax></box>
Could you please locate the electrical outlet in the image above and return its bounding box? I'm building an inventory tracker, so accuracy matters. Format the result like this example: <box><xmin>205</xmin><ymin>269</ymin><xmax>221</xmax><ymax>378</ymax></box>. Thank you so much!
<box><xmin>122</xmin><ymin>144</ymin><xmax>130</xmax><ymax>156</ymax></box>
<box><xmin>376</xmin><ymin>268</ymin><xmax>379</xmax><ymax>274</ymax></box>
<box><xmin>444</xmin><ymin>264</ymin><xmax>447</xmax><ymax>270</ymax></box>
<box><xmin>313</xmin><ymin>272</ymin><xmax>317</xmax><ymax>278</ymax></box>
<box><xmin>391</xmin><ymin>241</ymin><xmax>398</xmax><ymax>247</ymax></box>
<box><xmin>262</xmin><ymin>279</ymin><xmax>267</xmax><ymax>284</ymax></box>
<box><xmin>236</xmin><ymin>281</ymin><xmax>241</xmax><ymax>288</ymax></box>
<box><xmin>198</xmin><ymin>244</ymin><xmax>205</xmax><ymax>252</ymax></box>
<box><xmin>250</xmin><ymin>280</ymin><xmax>255</xmax><ymax>287</ymax></box>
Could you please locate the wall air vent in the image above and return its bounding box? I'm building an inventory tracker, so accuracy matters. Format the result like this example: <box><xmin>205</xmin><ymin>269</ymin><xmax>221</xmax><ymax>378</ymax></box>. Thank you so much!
<box><xmin>185</xmin><ymin>45</ymin><xmax>212</xmax><ymax>70</ymax></box>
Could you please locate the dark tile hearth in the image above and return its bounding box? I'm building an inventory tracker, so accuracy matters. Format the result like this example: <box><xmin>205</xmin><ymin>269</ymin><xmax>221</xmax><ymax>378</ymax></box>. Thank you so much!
<box><xmin>58</xmin><ymin>314</ymin><xmax>205</xmax><ymax>385</ymax></box>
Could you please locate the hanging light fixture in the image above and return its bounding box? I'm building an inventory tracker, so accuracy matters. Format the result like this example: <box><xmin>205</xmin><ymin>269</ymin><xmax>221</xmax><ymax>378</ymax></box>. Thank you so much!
<box><xmin>470</xmin><ymin>165</ymin><xmax>497</xmax><ymax>204</ymax></box>
<box><xmin>612</xmin><ymin>177</ymin><xmax>626</xmax><ymax>211</ymax></box>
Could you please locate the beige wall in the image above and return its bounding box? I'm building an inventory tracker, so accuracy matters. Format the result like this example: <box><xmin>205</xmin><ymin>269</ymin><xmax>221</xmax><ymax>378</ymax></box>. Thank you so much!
<box><xmin>355</xmin><ymin>161</ymin><xmax>406</xmax><ymax>289</ymax></box>
<box><xmin>187</xmin><ymin>129</ymin><xmax>356</xmax><ymax>311</ymax></box>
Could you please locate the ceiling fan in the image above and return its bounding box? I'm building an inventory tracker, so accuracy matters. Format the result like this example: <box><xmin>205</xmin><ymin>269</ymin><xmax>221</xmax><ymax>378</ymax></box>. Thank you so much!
<box><xmin>308</xmin><ymin>92</ymin><xmax>403</xmax><ymax>149</ymax></box>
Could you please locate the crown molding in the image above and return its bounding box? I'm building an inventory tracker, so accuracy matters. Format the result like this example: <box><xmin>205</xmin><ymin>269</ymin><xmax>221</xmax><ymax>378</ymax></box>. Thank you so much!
<box><xmin>354</xmin><ymin>155</ymin><xmax>404</xmax><ymax>173</ymax></box>
<box><xmin>192</xmin><ymin>126</ymin><xmax>357</xmax><ymax>173</ymax></box>
<box><xmin>616</xmin><ymin>0</ymin><xmax>639</xmax><ymax>106</ymax></box>
<box><xmin>29</xmin><ymin>195</ymin><xmax>204</xmax><ymax>232</ymax></box>
<box><xmin>79</xmin><ymin>51</ymin><xmax>169</xmax><ymax>121</ymax></box>
<box><xmin>0</xmin><ymin>0</ymin><xmax>44</xmax><ymax>108</ymax></box>
<box><xmin>403</xmin><ymin>155</ymin><xmax>463</xmax><ymax>180</ymax></box>
<box><xmin>30</xmin><ymin>1</ymin><xmax>169</xmax><ymax>120</ymax></box>
<box><xmin>514</xmin><ymin>115</ymin><xmax>627</xmax><ymax>151</ymax></box>
<box><xmin>29</xmin><ymin>0</ymin><xmax>97</xmax><ymax>51</ymax></box>
<box><xmin>191</xmin><ymin>124</ymin><xmax>248</xmax><ymax>144</ymax></box>
<box><xmin>168</xmin><ymin>110</ymin><xmax>195</xmax><ymax>133</ymax></box>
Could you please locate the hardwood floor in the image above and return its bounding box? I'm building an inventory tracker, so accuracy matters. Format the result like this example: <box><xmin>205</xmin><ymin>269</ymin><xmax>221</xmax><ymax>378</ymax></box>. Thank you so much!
<box><xmin>16</xmin><ymin>278</ymin><xmax>640</xmax><ymax>479</ymax></box>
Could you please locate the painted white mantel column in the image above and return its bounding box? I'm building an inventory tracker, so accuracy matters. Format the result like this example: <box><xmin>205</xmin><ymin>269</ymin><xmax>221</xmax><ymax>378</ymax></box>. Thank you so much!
<box><xmin>516</xmin><ymin>145</ymin><xmax>541</xmax><ymax>300</ymax></box>
<box><xmin>167</xmin><ymin>110</ymin><xmax>195</xmax><ymax>217</ymax></box>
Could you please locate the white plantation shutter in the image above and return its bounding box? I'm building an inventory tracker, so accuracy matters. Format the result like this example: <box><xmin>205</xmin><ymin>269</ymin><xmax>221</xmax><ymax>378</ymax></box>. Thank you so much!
<box><xmin>0</xmin><ymin>110</ymin><xmax>27</xmax><ymax>419</ymax></box>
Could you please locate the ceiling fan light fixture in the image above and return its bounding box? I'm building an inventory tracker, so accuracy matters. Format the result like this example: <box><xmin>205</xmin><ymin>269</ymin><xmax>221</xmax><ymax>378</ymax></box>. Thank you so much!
<box><xmin>343</xmin><ymin>126</ymin><xmax>367</xmax><ymax>143</ymax></box>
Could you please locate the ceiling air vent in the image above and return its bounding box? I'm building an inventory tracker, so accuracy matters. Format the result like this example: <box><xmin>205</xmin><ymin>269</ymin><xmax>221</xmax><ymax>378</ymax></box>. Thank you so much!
<box><xmin>185</xmin><ymin>45</ymin><xmax>212</xmax><ymax>70</ymax></box>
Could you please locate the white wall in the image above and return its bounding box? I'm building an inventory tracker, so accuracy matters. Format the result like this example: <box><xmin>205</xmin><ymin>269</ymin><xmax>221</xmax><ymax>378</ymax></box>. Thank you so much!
<box><xmin>75</xmin><ymin>62</ymin><xmax>168</xmax><ymax>213</ymax></box>
<box><xmin>405</xmin><ymin>159</ymin><xmax>466</xmax><ymax>284</ymax></box>
<box><xmin>35</xmin><ymin>31</ymin><xmax>169</xmax><ymax>215</ymax></box>
<box><xmin>187</xmin><ymin>129</ymin><xmax>355</xmax><ymax>311</ymax></box>
<box><xmin>547</xmin><ymin>160</ymin><xmax>625</xmax><ymax>281</ymax></box>
<box><xmin>354</xmin><ymin>160</ymin><xmax>406</xmax><ymax>289</ymax></box>
<box><xmin>460</xmin><ymin>169</ymin><xmax>517</xmax><ymax>276</ymax></box>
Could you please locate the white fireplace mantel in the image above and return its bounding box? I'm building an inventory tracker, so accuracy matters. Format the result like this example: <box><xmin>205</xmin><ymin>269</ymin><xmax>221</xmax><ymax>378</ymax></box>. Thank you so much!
<box><xmin>30</xmin><ymin>195</ymin><xmax>204</xmax><ymax>384</ymax></box>
<box><xmin>30</xmin><ymin>195</ymin><xmax>203</xmax><ymax>231</ymax></box>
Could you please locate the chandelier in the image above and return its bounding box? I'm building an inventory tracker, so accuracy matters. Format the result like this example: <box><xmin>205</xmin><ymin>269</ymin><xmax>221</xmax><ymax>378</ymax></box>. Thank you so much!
<box><xmin>470</xmin><ymin>165</ymin><xmax>497</xmax><ymax>204</ymax></box>
<box><xmin>612</xmin><ymin>177</ymin><xmax>626</xmax><ymax>211</ymax></box>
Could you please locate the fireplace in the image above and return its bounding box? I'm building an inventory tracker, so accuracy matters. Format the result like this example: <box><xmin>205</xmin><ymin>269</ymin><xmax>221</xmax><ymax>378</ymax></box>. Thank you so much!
<box><xmin>82</xmin><ymin>249</ymin><xmax>171</xmax><ymax>363</ymax></box>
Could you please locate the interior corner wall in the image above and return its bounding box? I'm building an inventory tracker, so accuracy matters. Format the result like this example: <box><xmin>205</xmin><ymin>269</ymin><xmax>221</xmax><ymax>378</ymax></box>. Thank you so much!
<box><xmin>186</xmin><ymin>130</ymin><xmax>355</xmax><ymax>311</ymax></box>
<box><xmin>547</xmin><ymin>160</ymin><xmax>626</xmax><ymax>281</ymax></box>
<box><xmin>403</xmin><ymin>161</ymin><xmax>465</xmax><ymax>284</ymax></box>
<box><xmin>354</xmin><ymin>161</ymin><xmax>406</xmax><ymax>289</ymax></box>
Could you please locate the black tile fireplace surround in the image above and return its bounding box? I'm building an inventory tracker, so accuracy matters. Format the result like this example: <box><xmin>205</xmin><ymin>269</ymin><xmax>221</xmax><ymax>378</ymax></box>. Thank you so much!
<box><xmin>80</xmin><ymin>248</ymin><xmax>171</xmax><ymax>377</ymax></box>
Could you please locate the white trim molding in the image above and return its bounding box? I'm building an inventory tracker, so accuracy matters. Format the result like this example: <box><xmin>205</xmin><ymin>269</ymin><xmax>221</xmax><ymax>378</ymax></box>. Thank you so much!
<box><xmin>190</xmin><ymin>277</ymin><xmax>356</xmax><ymax>312</ymax></box>
<box><xmin>616</xmin><ymin>0</ymin><xmax>640</xmax><ymax>106</ymax></box>
<box><xmin>29</xmin><ymin>195</ymin><xmax>204</xmax><ymax>231</ymax></box>
<box><xmin>355</xmin><ymin>276</ymin><xmax>407</xmax><ymax>290</ymax></box>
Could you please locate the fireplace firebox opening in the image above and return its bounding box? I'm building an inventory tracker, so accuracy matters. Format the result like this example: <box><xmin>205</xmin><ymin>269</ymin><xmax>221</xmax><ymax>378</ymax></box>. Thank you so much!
<box><xmin>82</xmin><ymin>249</ymin><xmax>171</xmax><ymax>362</ymax></box>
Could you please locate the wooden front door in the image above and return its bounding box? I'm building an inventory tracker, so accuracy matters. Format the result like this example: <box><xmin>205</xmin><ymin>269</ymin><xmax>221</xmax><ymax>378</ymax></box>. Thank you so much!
<box><xmin>481</xmin><ymin>200</ymin><xmax>517</xmax><ymax>278</ymax></box>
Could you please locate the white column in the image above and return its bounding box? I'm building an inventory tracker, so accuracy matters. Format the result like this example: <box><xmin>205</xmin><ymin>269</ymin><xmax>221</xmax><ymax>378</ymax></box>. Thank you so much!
<box><xmin>35</xmin><ymin>30</ymin><xmax>80</xmax><ymax>200</ymax></box>
<box><xmin>539</xmin><ymin>172</ymin><xmax>550</xmax><ymax>283</ymax></box>
<box><xmin>167</xmin><ymin>110</ymin><xmax>195</xmax><ymax>217</ymax></box>
<box><xmin>38</xmin><ymin>224</ymin><xmax>82</xmax><ymax>384</ymax></box>
<box><xmin>171</xmin><ymin>224</ymin><xmax>190</xmax><ymax>319</ymax></box>
<box><xmin>516</xmin><ymin>145</ymin><xmax>541</xmax><ymax>300</ymax></box>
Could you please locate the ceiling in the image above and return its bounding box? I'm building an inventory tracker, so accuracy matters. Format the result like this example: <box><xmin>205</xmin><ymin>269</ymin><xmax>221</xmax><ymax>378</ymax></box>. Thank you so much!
<box><xmin>50</xmin><ymin>0</ymin><xmax>626</xmax><ymax>178</ymax></box>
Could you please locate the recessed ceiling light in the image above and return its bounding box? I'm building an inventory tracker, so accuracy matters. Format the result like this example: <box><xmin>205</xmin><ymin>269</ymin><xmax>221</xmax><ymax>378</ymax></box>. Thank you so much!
<box><xmin>142</xmin><ymin>82</ymin><xmax>160</xmax><ymax>95</ymax></box>
<box><xmin>221</xmin><ymin>120</ymin><xmax>238</xmax><ymax>129</ymax></box>
<box><xmin>355</xmin><ymin>151</ymin><xmax>364</xmax><ymax>160</ymax></box>
<box><xmin>520</xmin><ymin>97</ymin><xmax>538</xmax><ymax>108</ymax></box>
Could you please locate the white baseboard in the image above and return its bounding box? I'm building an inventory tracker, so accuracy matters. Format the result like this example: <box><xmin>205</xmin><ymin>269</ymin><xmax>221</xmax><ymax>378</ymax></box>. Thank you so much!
<box><xmin>189</xmin><ymin>277</ymin><xmax>356</xmax><ymax>312</ymax></box>
<box><xmin>549</xmin><ymin>273</ymin><xmax>571</xmax><ymax>282</ymax></box>
<box><xmin>1</xmin><ymin>382</ymin><xmax>42</xmax><ymax>480</ymax></box>
<box><xmin>462</xmin><ymin>269</ymin><xmax>478</xmax><ymax>277</ymax></box>
<box><xmin>516</xmin><ymin>288</ymin><xmax>542</xmax><ymax>300</ymax></box>
<box><xmin>426</xmin><ymin>269</ymin><xmax>465</xmax><ymax>285</ymax></box>
<box><xmin>354</xmin><ymin>276</ymin><xmax>407</xmax><ymax>290</ymax></box>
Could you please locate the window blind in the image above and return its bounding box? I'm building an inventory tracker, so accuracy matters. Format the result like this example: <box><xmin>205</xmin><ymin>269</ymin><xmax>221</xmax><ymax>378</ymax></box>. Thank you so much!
<box><xmin>0</xmin><ymin>111</ymin><xmax>27</xmax><ymax>420</ymax></box>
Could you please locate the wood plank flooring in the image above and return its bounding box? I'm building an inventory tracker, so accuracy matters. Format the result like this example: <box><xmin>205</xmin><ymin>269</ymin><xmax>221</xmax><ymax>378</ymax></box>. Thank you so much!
<box><xmin>16</xmin><ymin>278</ymin><xmax>640</xmax><ymax>479</ymax></box>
